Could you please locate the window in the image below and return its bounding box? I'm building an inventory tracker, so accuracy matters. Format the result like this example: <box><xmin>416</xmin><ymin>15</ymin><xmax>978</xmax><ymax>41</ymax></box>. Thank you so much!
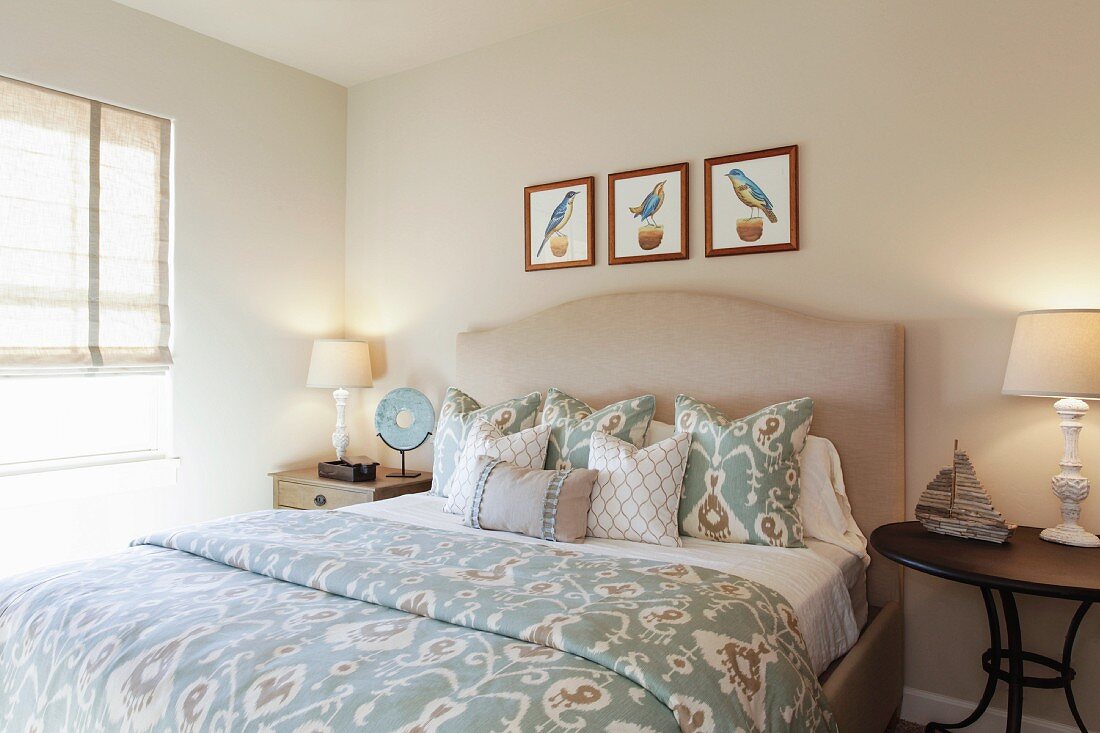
<box><xmin>0</xmin><ymin>76</ymin><xmax>172</xmax><ymax>469</ymax></box>
<box><xmin>0</xmin><ymin>374</ymin><xmax>168</xmax><ymax>467</ymax></box>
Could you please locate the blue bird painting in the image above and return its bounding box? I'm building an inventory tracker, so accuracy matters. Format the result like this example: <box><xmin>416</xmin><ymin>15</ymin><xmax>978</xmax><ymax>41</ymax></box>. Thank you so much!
<box><xmin>628</xmin><ymin>180</ymin><xmax>666</xmax><ymax>227</ymax></box>
<box><xmin>536</xmin><ymin>190</ymin><xmax>579</xmax><ymax>257</ymax></box>
<box><xmin>725</xmin><ymin>169</ymin><xmax>778</xmax><ymax>223</ymax></box>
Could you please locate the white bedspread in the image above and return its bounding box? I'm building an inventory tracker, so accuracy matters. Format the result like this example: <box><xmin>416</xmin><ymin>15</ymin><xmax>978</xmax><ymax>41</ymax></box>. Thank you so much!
<box><xmin>340</xmin><ymin>493</ymin><xmax>860</xmax><ymax>675</ymax></box>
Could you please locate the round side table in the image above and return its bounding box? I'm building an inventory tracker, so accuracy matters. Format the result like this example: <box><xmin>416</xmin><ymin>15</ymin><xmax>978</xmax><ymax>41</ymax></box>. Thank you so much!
<box><xmin>870</xmin><ymin>522</ymin><xmax>1100</xmax><ymax>733</ymax></box>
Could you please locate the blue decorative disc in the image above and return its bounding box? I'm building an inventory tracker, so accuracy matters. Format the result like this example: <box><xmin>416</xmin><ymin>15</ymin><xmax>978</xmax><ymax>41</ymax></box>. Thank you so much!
<box><xmin>374</xmin><ymin>388</ymin><xmax>435</xmax><ymax>451</ymax></box>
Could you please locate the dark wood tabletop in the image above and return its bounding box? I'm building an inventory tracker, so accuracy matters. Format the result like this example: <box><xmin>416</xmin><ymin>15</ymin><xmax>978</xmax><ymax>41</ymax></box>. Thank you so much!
<box><xmin>871</xmin><ymin>521</ymin><xmax>1100</xmax><ymax>602</ymax></box>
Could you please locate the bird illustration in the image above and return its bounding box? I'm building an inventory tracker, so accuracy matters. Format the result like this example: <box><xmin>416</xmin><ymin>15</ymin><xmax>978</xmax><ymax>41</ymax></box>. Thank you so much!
<box><xmin>725</xmin><ymin>169</ymin><xmax>777</xmax><ymax>223</ymax></box>
<box><xmin>628</xmin><ymin>180</ymin><xmax>666</xmax><ymax>227</ymax></box>
<box><xmin>536</xmin><ymin>190</ymin><xmax>579</xmax><ymax>257</ymax></box>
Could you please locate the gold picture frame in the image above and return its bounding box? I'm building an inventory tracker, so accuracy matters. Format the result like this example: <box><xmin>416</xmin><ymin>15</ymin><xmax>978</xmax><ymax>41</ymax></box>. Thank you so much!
<box><xmin>608</xmin><ymin>162</ymin><xmax>689</xmax><ymax>265</ymax></box>
<box><xmin>705</xmin><ymin>145</ymin><xmax>798</xmax><ymax>257</ymax></box>
<box><xmin>524</xmin><ymin>176</ymin><xmax>595</xmax><ymax>272</ymax></box>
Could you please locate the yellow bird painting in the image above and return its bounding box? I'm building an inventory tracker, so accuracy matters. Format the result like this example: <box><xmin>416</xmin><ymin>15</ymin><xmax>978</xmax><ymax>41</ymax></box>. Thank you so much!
<box><xmin>725</xmin><ymin>168</ymin><xmax>778</xmax><ymax>223</ymax></box>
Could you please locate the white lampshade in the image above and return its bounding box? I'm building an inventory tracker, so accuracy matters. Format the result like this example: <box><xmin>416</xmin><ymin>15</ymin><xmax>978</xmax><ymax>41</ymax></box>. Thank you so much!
<box><xmin>306</xmin><ymin>339</ymin><xmax>373</xmax><ymax>388</ymax></box>
<box><xmin>1002</xmin><ymin>309</ymin><xmax>1100</xmax><ymax>399</ymax></box>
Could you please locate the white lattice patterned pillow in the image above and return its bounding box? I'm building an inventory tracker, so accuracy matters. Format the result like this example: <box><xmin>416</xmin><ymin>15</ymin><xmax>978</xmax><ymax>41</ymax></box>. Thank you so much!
<box><xmin>587</xmin><ymin>431</ymin><xmax>690</xmax><ymax>547</ymax></box>
<box><xmin>443</xmin><ymin>419</ymin><xmax>551</xmax><ymax>515</ymax></box>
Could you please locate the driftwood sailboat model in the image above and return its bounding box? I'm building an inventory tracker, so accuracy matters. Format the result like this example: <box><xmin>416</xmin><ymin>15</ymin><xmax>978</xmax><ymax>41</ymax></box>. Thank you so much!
<box><xmin>916</xmin><ymin>441</ymin><xmax>1017</xmax><ymax>543</ymax></box>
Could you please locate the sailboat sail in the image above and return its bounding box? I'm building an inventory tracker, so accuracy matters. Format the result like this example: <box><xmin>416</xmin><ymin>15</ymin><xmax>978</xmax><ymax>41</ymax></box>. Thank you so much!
<box><xmin>915</xmin><ymin>443</ymin><xmax>1016</xmax><ymax>543</ymax></box>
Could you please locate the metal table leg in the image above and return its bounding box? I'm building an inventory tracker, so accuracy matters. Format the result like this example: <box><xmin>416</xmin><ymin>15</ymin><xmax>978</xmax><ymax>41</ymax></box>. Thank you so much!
<box><xmin>926</xmin><ymin>590</ymin><xmax>1092</xmax><ymax>733</ymax></box>
<box><xmin>926</xmin><ymin>587</ymin><xmax>1001</xmax><ymax>733</ymax></box>
<box><xmin>1063</xmin><ymin>601</ymin><xmax>1092</xmax><ymax>733</ymax></box>
<box><xmin>1000</xmin><ymin>590</ymin><xmax>1023</xmax><ymax>733</ymax></box>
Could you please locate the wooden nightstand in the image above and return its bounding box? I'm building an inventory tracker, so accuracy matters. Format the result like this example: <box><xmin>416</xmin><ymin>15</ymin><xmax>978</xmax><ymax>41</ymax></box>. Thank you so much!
<box><xmin>270</xmin><ymin>466</ymin><xmax>432</xmax><ymax>510</ymax></box>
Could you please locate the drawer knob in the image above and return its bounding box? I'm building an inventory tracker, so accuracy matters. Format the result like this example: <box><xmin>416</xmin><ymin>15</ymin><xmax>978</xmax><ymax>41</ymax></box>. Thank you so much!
<box><xmin>313</xmin><ymin>494</ymin><xmax>327</xmax><ymax>507</ymax></box>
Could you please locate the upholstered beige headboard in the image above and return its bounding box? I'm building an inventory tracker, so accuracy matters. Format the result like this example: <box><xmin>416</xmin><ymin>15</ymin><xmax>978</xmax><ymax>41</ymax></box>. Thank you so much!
<box><xmin>456</xmin><ymin>291</ymin><xmax>904</xmax><ymax>607</ymax></box>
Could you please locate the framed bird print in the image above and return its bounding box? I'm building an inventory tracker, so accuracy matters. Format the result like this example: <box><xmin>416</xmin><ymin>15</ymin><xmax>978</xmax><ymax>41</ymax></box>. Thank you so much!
<box><xmin>524</xmin><ymin>176</ymin><xmax>595</xmax><ymax>272</ymax></box>
<box><xmin>704</xmin><ymin>145</ymin><xmax>798</xmax><ymax>257</ymax></box>
<box><xmin>608</xmin><ymin>162</ymin><xmax>688</xmax><ymax>265</ymax></box>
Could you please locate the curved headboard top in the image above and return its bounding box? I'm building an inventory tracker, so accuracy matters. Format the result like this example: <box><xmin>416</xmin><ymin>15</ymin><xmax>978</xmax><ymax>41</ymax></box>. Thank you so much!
<box><xmin>456</xmin><ymin>291</ymin><xmax>904</xmax><ymax>606</ymax></box>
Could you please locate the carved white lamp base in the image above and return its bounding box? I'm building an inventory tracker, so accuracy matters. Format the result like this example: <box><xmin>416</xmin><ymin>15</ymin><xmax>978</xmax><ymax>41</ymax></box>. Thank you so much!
<box><xmin>330</xmin><ymin>387</ymin><xmax>351</xmax><ymax>462</ymax></box>
<box><xmin>1041</xmin><ymin>524</ymin><xmax>1100</xmax><ymax>547</ymax></box>
<box><xmin>1040</xmin><ymin>398</ymin><xmax>1100</xmax><ymax>548</ymax></box>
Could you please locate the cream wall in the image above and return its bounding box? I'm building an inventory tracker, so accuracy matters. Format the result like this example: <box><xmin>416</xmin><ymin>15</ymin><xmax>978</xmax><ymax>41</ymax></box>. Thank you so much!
<box><xmin>346</xmin><ymin>0</ymin><xmax>1100</xmax><ymax>726</ymax></box>
<box><xmin>0</xmin><ymin>0</ymin><xmax>346</xmax><ymax>574</ymax></box>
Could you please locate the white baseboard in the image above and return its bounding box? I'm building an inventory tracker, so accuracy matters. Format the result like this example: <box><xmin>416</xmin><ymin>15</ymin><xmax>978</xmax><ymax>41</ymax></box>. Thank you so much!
<box><xmin>902</xmin><ymin>688</ymin><xmax>1079</xmax><ymax>733</ymax></box>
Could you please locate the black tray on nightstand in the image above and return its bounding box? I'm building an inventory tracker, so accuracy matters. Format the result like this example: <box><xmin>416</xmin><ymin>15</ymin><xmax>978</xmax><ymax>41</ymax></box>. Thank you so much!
<box><xmin>317</xmin><ymin>458</ymin><xmax>379</xmax><ymax>482</ymax></box>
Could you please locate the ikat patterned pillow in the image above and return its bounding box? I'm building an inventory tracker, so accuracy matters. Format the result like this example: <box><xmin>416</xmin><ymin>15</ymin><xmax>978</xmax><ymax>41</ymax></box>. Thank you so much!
<box><xmin>429</xmin><ymin>387</ymin><xmax>541</xmax><ymax>497</ymax></box>
<box><xmin>541</xmin><ymin>388</ymin><xmax>655</xmax><ymax>471</ymax></box>
<box><xmin>676</xmin><ymin>394</ymin><xmax>814</xmax><ymax>547</ymax></box>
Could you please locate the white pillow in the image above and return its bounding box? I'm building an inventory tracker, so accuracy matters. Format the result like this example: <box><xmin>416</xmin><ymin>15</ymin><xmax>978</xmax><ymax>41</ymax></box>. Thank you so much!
<box><xmin>797</xmin><ymin>435</ymin><xmax>867</xmax><ymax>557</ymax></box>
<box><xmin>642</xmin><ymin>418</ymin><xmax>675</xmax><ymax>447</ymax></box>
<box><xmin>443</xmin><ymin>419</ymin><xmax>550</xmax><ymax>515</ymax></box>
<box><xmin>587</xmin><ymin>431</ymin><xmax>689</xmax><ymax>547</ymax></box>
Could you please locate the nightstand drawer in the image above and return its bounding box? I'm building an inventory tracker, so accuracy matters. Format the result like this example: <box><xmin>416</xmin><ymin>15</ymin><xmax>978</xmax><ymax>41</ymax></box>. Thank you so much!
<box><xmin>276</xmin><ymin>480</ymin><xmax>372</xmax><ymax>510</ymax></box>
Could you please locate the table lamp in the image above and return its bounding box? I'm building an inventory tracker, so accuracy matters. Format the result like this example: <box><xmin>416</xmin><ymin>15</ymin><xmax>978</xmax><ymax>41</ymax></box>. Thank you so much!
<box><xmin>1003</xmin><ymin>309</ymin><xmax>1100</xmax><ymax>547</ymax></box>
<box><xmin>307</xmin><ymin>339</ymin><xmax>373</xmax><ymax>462</ymax></box>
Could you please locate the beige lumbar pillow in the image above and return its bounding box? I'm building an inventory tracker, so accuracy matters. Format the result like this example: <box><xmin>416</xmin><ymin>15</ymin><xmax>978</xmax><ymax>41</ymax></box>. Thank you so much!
<box><xmin>464</xmin><ymin>457</ymin><xmax>597</xmax><ymax>543</ymax></box>
<box><xmin>587</xmin><ymin>431</ymin><xmax>690</xmax><ymax>547</ymax></box>
<box><xmin>443</xmin><ymin>418</ymin><xmax>550</xmax><ymax>515</ymax></box>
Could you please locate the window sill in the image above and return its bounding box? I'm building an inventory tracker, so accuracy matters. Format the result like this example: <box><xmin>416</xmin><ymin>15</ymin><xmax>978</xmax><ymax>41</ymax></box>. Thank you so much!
<box><xmin>0</xmin><ymin>455</ymin><xmax>180</xmax><ymax>509</ymax></box>
<box><xmin>0</xmin><ymin>451</ymin><xmax>172</xmax><ymax>478</ymax></box>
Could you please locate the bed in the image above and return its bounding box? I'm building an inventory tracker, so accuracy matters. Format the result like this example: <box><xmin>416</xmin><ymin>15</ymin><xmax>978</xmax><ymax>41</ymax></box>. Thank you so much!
<box><xmin>452</xmin><ymin>292</ymin><xmax>906</xmax><ymax>733</ymax></box>
<box><xmin>0</xmin><ymin>292</ymin><xmax>904</xmax><ymax>732</ymax></box>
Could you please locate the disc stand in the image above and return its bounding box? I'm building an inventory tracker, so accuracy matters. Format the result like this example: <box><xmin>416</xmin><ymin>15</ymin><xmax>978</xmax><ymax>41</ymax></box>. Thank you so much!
<box><xmin>376</xmin><ymin>432</ymin><xmax>431</xmax><ymax>478</ymax></box>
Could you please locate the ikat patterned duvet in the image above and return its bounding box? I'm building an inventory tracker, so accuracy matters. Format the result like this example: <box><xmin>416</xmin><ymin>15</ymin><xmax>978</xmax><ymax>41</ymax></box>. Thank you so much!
<box><xmin>0</xmin><ymin>510</ymin><xmax>836</xmax><ymax>732</ymax></box>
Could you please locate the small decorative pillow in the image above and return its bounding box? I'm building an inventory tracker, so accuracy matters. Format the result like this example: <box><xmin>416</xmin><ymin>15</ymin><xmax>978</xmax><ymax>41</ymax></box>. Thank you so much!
<box><xmin>464</xmin><ymin>457</ymin><xmax>597</xmax><ymax>543</ymax></box>
<box><xmin>541</xmin><ymin>388</ymin><xmax>656</xmax><ymax>471</ymax></box>
<box><xmin>430</xmin><ymin>387</ymin><xmax>541</xmax><ymax>497</ymax></box>
<box><xmin>676</xmin><ymin>394</ymin><xmax>814</xmax><ymax>547</ymax></box>
<box><xmin>587</xmin><ymin>431</ymin><xmax>690</xmax><ymax>547</ymax></box>
<box><xmin>443</xmin><ymin>419</ymin><xmax>551</xmax><ymax>515</ymax></box>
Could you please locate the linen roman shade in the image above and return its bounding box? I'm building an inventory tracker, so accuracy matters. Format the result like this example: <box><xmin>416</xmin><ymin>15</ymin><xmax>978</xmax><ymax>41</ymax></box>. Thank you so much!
<box><xmin>0</xmin><ymin>75</ymin><xmax>171</xmax><ymax>373</ymax></box>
